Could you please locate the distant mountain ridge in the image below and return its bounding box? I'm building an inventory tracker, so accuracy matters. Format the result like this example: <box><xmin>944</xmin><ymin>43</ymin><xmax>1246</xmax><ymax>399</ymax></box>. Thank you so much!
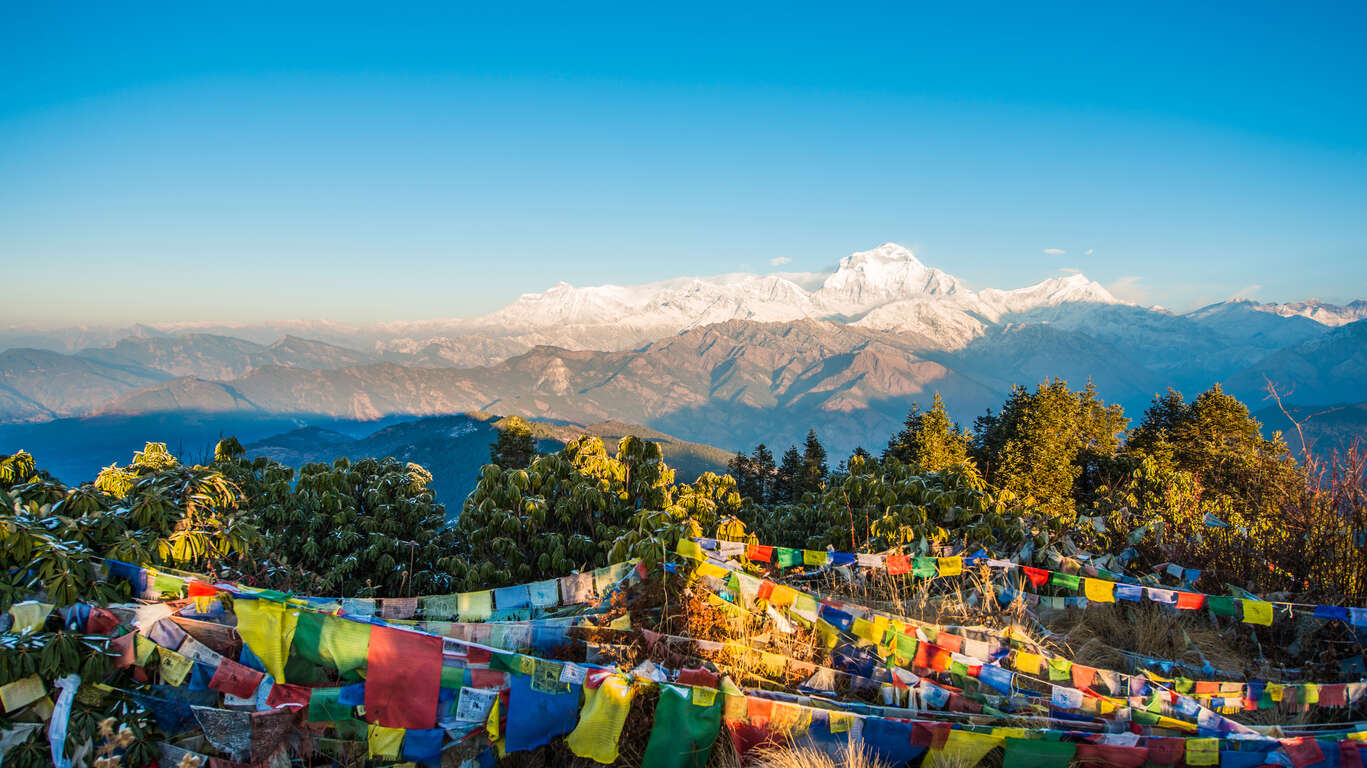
<box><xmin>243</xmin><ymin>412</ymin><xmax>733</xmax><ymax>504</ymax></box>
<box><xmin>1</xmin><ymin>243</ymin><xmax>1362</xmax><ymax>459</ymax></box>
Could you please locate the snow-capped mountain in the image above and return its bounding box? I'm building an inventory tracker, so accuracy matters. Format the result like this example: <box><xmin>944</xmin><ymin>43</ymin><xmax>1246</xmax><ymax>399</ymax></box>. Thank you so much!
<box><xmin>454</xmin><ymin>243</ymin><xmax>1124</xmax><ymax>351</ymax></box>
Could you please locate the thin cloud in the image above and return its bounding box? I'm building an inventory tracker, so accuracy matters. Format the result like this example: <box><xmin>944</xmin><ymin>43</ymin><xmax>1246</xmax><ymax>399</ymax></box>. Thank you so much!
<box><xmin>1058</xmin><ymin>267</ymin><xmax>1082</xmax><ymax>276</ymax></box>
<box><xmin>1043</xmin><ymin>248</ymin><xmax>1066</xmax><ymax>255</ymax></box>
<box><xmin>1107</xmin><ymin>276</ymin><xmax>1150</xmax><ymax>304</ymax></box>
<box><xmin>769</xmin><ymin>256</ymin><xmax>793</xmax><ymax>266</ymax></box>
<box><xmin>1230</xmin><ymin>284</ymin><xmax>1263</xmax><ymax>300</ymax></box>
<box><xmin>1084</xmin><ymin>248</ymin><xmax>1094</xmax><ymax>256</ymax></box>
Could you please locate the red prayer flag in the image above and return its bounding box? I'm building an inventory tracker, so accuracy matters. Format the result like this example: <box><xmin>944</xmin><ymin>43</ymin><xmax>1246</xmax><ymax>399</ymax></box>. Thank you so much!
<box><xmin>1143</xmin><ymin>737</ymin><xmax>1185</xmax><ymax>765</ymax></box>
<box><xmin>757</xmin><ymin>580</ymin><xmax>775</xmax><ymax>601</ymax></box>
<box><xmin>1175</xmin><ymin>592</ymin><xmax>1206</xmax><ymax>610</ymax></box>
<box><xmin>1071</xmin><ymin>664</ymin><xmax>1097</xmax><ymax>690</ymax></box>
<box><xmin>1339</xmin><ymin>739</ymin><xmax>1363</xmax><ymax>768</ymax></box>
<box><xmin>364</xmin><ymin>625</ymin><xmax>442</xmax><ymax>729</ymax></box>
<box><xmin>209</xmin><ymin>658</ymin><xmax>265</xmax><ymax>699</ymax></box>
<box><xmin>86</xmin><ymin>606</ymin><xmax>120</xmax><ymax>635</ymax></box>
<box><xmin>1022</xmin><ymin>567</ymin><xmax>1049</xmax><ymax>587</ymax></box>
<box><xmin>469</xmin><ymin>668</ymin><xmax>506</xmax><ymax>688</ymax></box>
<box><xmin>910</xmin><ymin>721</ymin><xmax>951</xmax><ymax>749</ymax></box>
<box><xmin>111</xmin><ymin>633</ymin><xmax>136</xmax><ymax>669</ymax></box>
<box><xmin>1281</xmin><ymin>737</ymin><xmax>1325</xmax><ymax>768</ymax></box>
<box><xmin>885</xmin><ymin>554</ymin><xmax>911</xmax><ymax>575</ymax></box>
<box><xmin>1075</xmin><ymin>743</ymin><xmax>1148</xmax><ymax>768</ymax></box>
<box><xmin>746</xmin><ymin>545</ymin><xmax>773</xmax><ymax>562</ymax></box>
<box><xmin>266</xmin><ymin>683</ymin><xmax>313</xmax><ymax>710</ymax></box>
<box><xmin>187</xmin><ymin>580</ymin><xmax>219</xmax><ymax>597</ymax></box>
<box><xmin>937</xmin><ymin>633</ymin><xmax>963</xmax><ymax>653</ymax></box>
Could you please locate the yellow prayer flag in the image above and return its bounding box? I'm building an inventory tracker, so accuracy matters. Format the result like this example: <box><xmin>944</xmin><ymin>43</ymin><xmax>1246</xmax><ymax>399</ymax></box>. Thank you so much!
<box><xmin>676</xmin><ymin>538</ymin><xmax>703</xmax><ymax>560</ymax></box>
<box><xmin>608</xmin><ymin>613</ymin><xmax>632</xmax><ymax>630</ymax></box>
<box><xmin>937</xmin><ymin>557</ymin><xmax>962</xmax><ymax>577</ymax></box>
<box><xmin>769</xmin><ymin>585</ymin><xmax>797</xmax><ymax>607</ymax></box>
<box><xmin>1267</xmin><ymin>683</ymin><xmax>1284</xmax><ymax>702</ymax></box>
<box><xmin>0</xmin><ymin>674</ymin><xmax>45</xmax><ymax>713</ymax></box>
<box><xmin>233</xmin><ymin>598</ymin><xmax>299</xmax><ymax>684</ymax></box>
<box><xmin>1241</xmin><ymin>599</ymin><xmax>1273</xmax><ymax>626</ymax></box>
<box><xmin>1012</xmin><ymin>651</ymin><xmax>1043</xmax><ymax>676</ymax></box>
<box><xmin>1303</xmin><ymin>684</ymin><xmax>1319</xmax><ymax>705</ymax></box>
<box><xmin>802</xmin><ymin>550</ymin><xmax>828</xmax><ymax>567</ymax></box>
<box><xmin>156</xmin><ymin>647</ymin><xmax>193</xmax><ymax>687</ymax></box>
<box><xmin>925</xmin><ymin>730</ymin><xmax>1002</xmax><ymax>768</ymax></box>
<box><xmin>829</xmin><ymin>711</ymin><xmax>853</xmax><ymax>733</ymax></box>
<box><xmin>367</xmin><ymin>725</ymin><xmax>405</xmax><ymax>760</ymax></box>
<box><xmin>695</xmin><ymin>561</ymin><xmax>728</xmax><ymax>580</ymax></box>
<box><xmin>457</xmin><ymin>590</ymin><xmax>492</xmax><ymax>622</ymax></box>
<box><xmin>851</xmin><ymin>617</ymin><xmax>876</xmax><ymax>643</ymax></box>
<box><xmin>1186</xmin><ymin>738</ymin><xmax>1219</xmax><ymax>766</ymax></box>
<box><xmin>567</xmin><ymin>674</ymin><xmax>635</xmax><ymax>764</ymax></box>
<box><xmin>1084</xmin><ymin>578</ymin><xmax>1115</xmax><ymax>603</ymax></box>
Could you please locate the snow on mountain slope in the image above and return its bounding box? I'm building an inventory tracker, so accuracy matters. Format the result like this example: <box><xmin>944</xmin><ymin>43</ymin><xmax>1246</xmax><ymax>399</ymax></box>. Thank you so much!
<box><xmin>453</xmin><ymin>243</ymin><xmax>1124</xmax><ymax>351</ymax></box>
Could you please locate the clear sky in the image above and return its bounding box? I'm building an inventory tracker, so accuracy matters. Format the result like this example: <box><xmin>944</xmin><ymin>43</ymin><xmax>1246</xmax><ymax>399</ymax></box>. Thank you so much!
<box><xmin>2</xmin><ymin>1</ymin><xmax>1364</xmax><ymax>325</ymax></box>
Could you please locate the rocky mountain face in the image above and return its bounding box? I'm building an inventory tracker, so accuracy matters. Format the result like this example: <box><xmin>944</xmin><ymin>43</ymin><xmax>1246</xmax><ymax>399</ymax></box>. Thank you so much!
<box><xmin>1</xmin><ymin>243</ymin><xmax>1362</xmax><ymax>458</ymax></box>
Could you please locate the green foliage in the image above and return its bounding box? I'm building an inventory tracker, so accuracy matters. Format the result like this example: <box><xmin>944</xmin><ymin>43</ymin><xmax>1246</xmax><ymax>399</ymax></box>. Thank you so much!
<box><xmin>456</xmin><ymin>435</ymin><xmax>742</xmax><ymax>588</ymax></box>
<box><xmin>740</xmin><ymin>453</ymin><xmax>1034</xmax><ymax>554</ymax></box>
<box><xmin>489</xmin><ymin>415</ymin><xmax>538</xmax><ymax>469</ymax></box>
<box><xmin>884</xmin><ymin>393</ymin><xmax>971</xmax><ymax>472</ymax></box>
<box><xmin>972</xmin><ymin>379</ymin><xmax>1128</xmax><ymax>516</ymax></box>
<box><xmin>253</xmin><ymin>455</ymin><xmax>456</xmax><ymax>597</ymax></box>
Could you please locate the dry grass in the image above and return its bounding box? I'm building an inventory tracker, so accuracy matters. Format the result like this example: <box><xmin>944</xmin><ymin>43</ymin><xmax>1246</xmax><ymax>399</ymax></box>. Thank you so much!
<box><xmin>749</xmin><ymin>741</ymin><xmax>893</xmax><ymax>768</ymax></box>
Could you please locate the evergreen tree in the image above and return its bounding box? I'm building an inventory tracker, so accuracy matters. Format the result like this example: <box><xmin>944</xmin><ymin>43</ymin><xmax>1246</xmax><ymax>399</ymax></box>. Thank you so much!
<box><xmin>727</xmin><ymin>450</ymin><xmax>760</xmax><ymax>501</ymax></box>
<box><xmin>750</xmin><ymin>444</ymin><xmax>777</xmax><ymax>504</ymax></box>
<box><xmin>774</xmin><ymin>445</ymin><xmax>804</xmax><ymax>504</ymax></box>
<box><xmin>884</xmin><ymin>393</ymin><xmax>971</xmax><ymax>470</ymax></box>
<box><xmin>970</xmin><ymin>379</ymin><xmax>1127</xmax><ymax>516</ymax></box>
<box><xmin>800</xmin><ymin>429</ymin><xmax>828</xmax><ymax>495</ymax></box>
<box><xmin>1127</xmin><ymin>384</ymin><xmax>1295</xmax><ymax>522</ymax></box>
<box><xmin>489</xmin><ymin>415</ymin><xmax>537</xmax><ymax>469</ymax></box>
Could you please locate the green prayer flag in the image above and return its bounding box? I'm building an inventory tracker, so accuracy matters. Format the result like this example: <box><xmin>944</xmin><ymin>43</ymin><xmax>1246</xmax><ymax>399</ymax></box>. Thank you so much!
<box><xmin>440</xmin><ymin>663</ymin><xmax>466</xmax><ymax>690</ymax></box>
<box><xmin>307</xmin><ymin>687</ymin><xmax>353</xmax><ymax>723</ymax></box>
<box><xmin>911</xmin><ymin>557</ymin><xmax>938</xmax><ymax>578</ymax></box>
<box><xmin>775</xmin><ymin>548</ymin><xmax>801</xmax><ymax>568</ymax></box>
<box><xmin>319</xmin><ymin>614</ymin><xmax>371</xmax><ymax>679</ymax></box>
<box><xmin>641</xmin><ymin>684</ymin><xmax>722</xmax><ymax>768</ymax></box>
<box><xmin>1003</xmin><ymin>737</ymin><xmax>1077</xmax><ymax>767</ymax></box>
<box><xmin>1207</xmin><ymin>595</ymin><xmax>1238</xmax><ymax>617</ymax></box>
<box><xmin>1049</xmin><ymin>572</ymin><xmax>1080</xmax><ymax>590</ymax></box>
<box><xmin>291</xmin><ymin>611</ymin><xmax>327</xmax><ymax>665</ymax></box>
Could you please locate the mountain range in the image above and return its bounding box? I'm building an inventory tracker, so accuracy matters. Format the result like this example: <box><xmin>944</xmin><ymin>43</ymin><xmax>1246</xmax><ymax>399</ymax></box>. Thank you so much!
<box><xmin>2</xmin><ymin>243</ymin><xmax>1362</xmax><ymax>483</ymax></box>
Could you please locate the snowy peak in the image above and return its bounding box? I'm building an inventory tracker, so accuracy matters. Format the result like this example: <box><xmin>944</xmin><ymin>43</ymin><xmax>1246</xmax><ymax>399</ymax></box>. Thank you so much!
<box><xmin>816</xmin><ymin>243</ymin><xmax>965</xmax><ymax>316</ymax></box>
<box><xmin>1187</xmin><ymin>298</ymin><xmax>1367</xmax><ymax>328</ymax></box>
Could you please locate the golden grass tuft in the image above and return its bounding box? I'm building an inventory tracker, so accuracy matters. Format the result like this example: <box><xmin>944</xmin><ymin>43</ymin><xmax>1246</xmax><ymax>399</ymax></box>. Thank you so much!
<box><xmin>750</xmin><ymin>741</ymin><xmax>893</xmax><ymax>768</ymax></box>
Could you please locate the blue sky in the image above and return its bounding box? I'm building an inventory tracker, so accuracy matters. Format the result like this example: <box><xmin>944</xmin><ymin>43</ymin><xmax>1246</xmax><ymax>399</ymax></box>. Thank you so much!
<box><xmin>2</xmin><ymin>1</ymin><xmax>1364</xmax><ymax>325</ymax></box>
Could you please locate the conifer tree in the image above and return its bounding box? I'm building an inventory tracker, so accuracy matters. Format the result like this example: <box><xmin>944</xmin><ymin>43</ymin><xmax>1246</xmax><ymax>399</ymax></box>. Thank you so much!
<box><xmin>750</xmin><ymin>443</ymin><xmax>777</xmax><ymax>504</ymax></box>
<box><xmin>800</xmin><ymin>429</ymin><xmax>828</xmax><ymax>495</ymax></box>
<box><xmin>884</xmin><ymin>393</ymin><xmax>970</xmax><ymax>470</ymax></box>
<box><xmin>774</xmin><ymin>445</ymin><xmax>804</xmax><ymax>504</ymax></box>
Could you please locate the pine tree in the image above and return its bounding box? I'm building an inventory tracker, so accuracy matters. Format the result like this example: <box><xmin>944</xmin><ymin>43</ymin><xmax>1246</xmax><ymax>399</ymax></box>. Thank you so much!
<box><xmin>774</xmin><ymin>445</ymin><xmax>804</xmax><ymax>504</ymax></box>
<box><xmin>489</xmin><ymin>415</ymin><xmax>537</xmax><ymax>469</ymax></box>
<box><xmin>970</xmin><ymin>379</ymin><xmax>1127</xmax><ymax>516</ymax></box>
<box><xmin>800</xmin><ymin>429</ymin><xmax>828</xmax><ymax>496</ymax></box>
<box><xmin>750</xmin><ymin>444</ymin><xmax>777</xmax><ymax>504</ymax></box>
<box><xmin>727</xmin><ymin>451</ymin><xmax>759</xmax><ymax>501</ymax></box>
<box><xmin>884</xmin><ymin>393</ymin><xmax>970</xmax><ymax>470</ymax></box>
